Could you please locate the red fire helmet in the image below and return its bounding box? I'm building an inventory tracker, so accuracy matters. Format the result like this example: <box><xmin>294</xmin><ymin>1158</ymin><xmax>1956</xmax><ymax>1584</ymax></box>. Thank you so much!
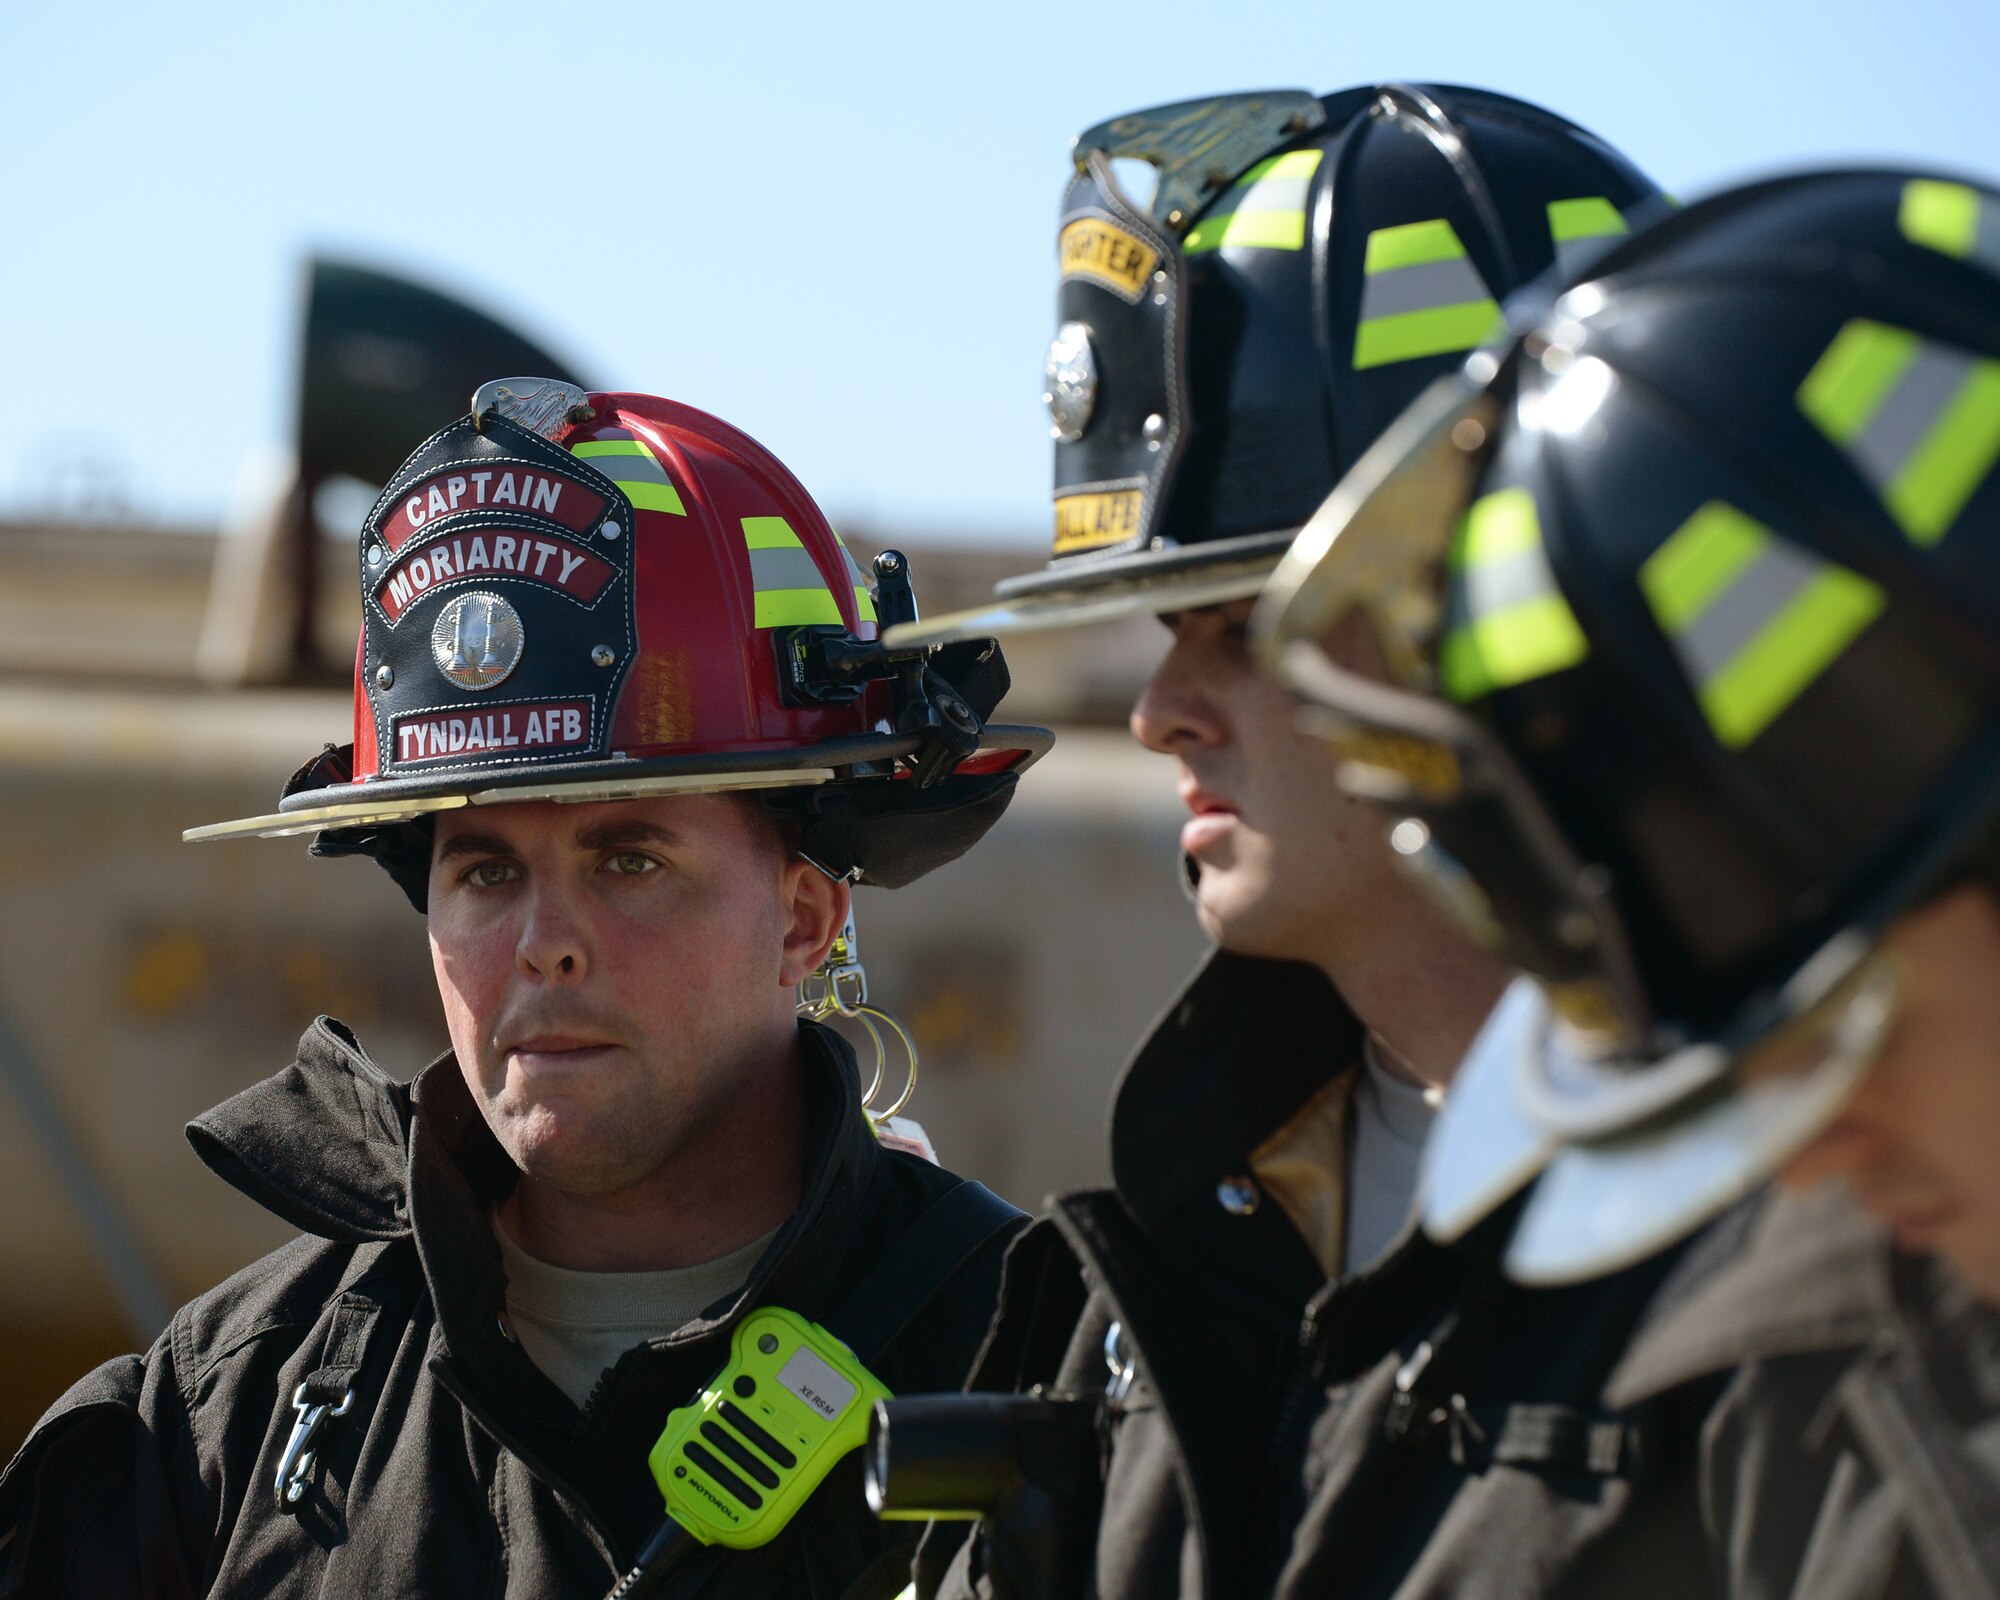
<box><xmin>187</xmin><ymin>378</ymin><xmax>1050</xmax><ymax>907</ymax></box>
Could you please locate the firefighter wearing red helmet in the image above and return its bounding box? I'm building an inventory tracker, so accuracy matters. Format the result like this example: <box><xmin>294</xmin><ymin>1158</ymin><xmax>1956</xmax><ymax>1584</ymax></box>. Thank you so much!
<box><xmin>0</xmin><ymin>379</ymin><xmax>1049</xmax><ymax>1599</ymax></box>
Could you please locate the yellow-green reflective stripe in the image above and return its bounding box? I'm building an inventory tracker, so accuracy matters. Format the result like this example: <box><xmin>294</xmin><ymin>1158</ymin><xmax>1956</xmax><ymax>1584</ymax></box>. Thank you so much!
<box><xmin>743</xmin><ymin>516</ymin><xmax>845</xmax><ymax>628</ymax></box>
<box><xmin>1236</xmin><ymin>148</ymin><xmax>1323</xmax><ymax>185</ymax></box>
<box><xmin>754</xmin><ymin>588</ymin><xmax>845</xmax><ymax>628</ymax></box>
<box><xmin>1640</xmin><ymin>501</ymin><xmax>1885</xmax><ymax>748</ymax></box>
<box><xmin>852</xmin><ymin>586</ymin><xmax>878</xmax><ymax>622</ymax></box>
<box><xmin>1184</xmin><ymin>150</ymin><xmax>1321</xmax><ymax>255</ymax></box>
<box><xmin>1364</xmin><ymin>219</ymin><xmax>1468</xmax><ymax>273</ymax></box>
<box><xmin>1355</xmin><ymin>219</ymin><xmax>1497</xmax><ymax>367</ymax></box>
<box><xmin>1901</xmin><ymin>179</ymin><xmax>1980</xmax><ymax>258</ymax></box>
<box><xmin>742</xmin><ymin>515</ymin><xmax>806</xmax><ymax>549</ymax></box>
<box><xmin>1440</xmin><ymin>595</ymin><xmax>1588</xmax><ymax>702</ymax></box>
<box><xmin>1800</xmin><ymin>320</ymin><xmax>2000</xmax><ymax>546</ymax></box>
<box><xmin>1450</xmin><ymin>485</ymin><xmax>1540</xmax><ymax>570</ymax></box>
<box><xmin>1547</xmin><ymin>197</ymin><xmax>1627</xmax><ymax>244</ymax></box>
<box><xmin>1701</xmin><ymin>567</ymin><xmax>1883</xmax><ymax>748</ymax></box>
<box><xmin>1798</xmin><ymin>320</ymin><xmax>1919</xmax><ymax>442</ymax></box>
<box><xmin>1354</xmin><ymin>301</ymin><xmax>1501</xmax><ymax>370</ymax></box>
<box><xmin>1887</xmin><ymin>360</ymin><xmax>2000</xmax><ymax>545</ymax></box>
<box><xmin>1439</xmin><ymin>489</ymin><xmax>1588</xmax><ymax>700</ymax></box>
<box><xmin>571</xmin><ymin>438</ymin><xmax>687</xmax><ymax>515</ymax></box>
<box><xmin>1187</xmin><ymin>208</ymin><xmax>1307</xmax><ymax>253</ymax></box>
<box><xmin>618</xmin><ymin>481</ymin><xmax>684</xmax><ymax>514</ymax></box>
<box><xmin>1639</xmin><ymin>502</ymin><xmax>1766</xmax><ymax>629</ymax></box>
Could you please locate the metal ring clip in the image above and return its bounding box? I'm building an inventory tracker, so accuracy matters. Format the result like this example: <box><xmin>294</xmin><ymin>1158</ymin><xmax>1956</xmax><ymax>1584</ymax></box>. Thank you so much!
<box><xmin>1103</xmin><ymin>1321</ymin><xmax>1138</xmax><ymax>1410</ymax></box>
<box><xmin>795</xmin><ymin>909</ymin><xmax>922</xmax><ymax>1133</ymax></box>
<box><xmin>275</xmin><ymin>1382</ymin><xmax>354</xmax><ymax>1512</ymax></box>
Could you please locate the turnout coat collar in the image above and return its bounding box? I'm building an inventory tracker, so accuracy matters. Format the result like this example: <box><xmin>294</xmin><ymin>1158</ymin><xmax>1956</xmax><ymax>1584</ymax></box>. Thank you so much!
<box><xmin>1102</xmin><ymin>948</ymin><xmax>1363</xmax><ymax>1321</ymax></box>
<box><xmin>185</xmin><ymin>1011</ymin><xmax>903</xmax><ymax>1558</ymax></box>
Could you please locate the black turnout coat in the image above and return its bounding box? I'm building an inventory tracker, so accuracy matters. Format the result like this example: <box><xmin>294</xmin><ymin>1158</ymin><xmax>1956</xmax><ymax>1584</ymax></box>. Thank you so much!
<box><xmin>929</xmin><ymin>951</ymin><xmax>2000</xmax><ymax>1600</ymax></box>
<box><xmin>0</xmin><ymin>1016</ymin><xmax>1022</xmax><ymax>1599</ymax></box>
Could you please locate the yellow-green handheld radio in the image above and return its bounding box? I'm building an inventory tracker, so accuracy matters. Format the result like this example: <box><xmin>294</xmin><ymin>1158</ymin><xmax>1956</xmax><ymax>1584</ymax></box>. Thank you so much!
<box><xmin>607</xmin><ymin>1306</ymin><xmax>892</xmax><ymax>1598</ymax></box>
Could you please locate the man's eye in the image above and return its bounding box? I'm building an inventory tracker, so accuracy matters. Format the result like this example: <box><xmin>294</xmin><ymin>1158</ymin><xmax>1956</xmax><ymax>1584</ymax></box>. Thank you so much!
<box><xmin>605</xmin><ymin>851</ymin><xmax>659</xmax><ymax>877</ymax></box>
<box><xmin>465</xmin><ymin>860</ymin><xmax>518</xmax><ymax>888</ymax></box>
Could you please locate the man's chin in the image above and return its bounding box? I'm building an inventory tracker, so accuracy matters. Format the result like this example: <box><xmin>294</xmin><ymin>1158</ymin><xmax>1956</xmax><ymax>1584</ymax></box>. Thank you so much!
<box><xmin>1191</xmin><ymin>863</ymin><xmax>1273</xmax><ymax>946</ymax></box>
<box><xmin>493</xmin><ymin>1100</ymin><xmax>657</xmax><ymax>1196</ymax></box>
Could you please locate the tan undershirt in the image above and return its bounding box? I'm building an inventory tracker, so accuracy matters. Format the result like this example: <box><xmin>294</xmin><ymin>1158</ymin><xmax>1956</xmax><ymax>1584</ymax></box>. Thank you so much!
<box><xmin>494</xmin><ymin>1220</ymin><xmax>779</xmax><ymax>1408</ymax></box>
<box><xmin>1249</xmin><ymin>1039</ymin><xmax>1441</xmax><ymax>1281</ymax></box>
<box><xmin>1251</xmin><ymin>1067</ymin><xmax>1357</xmax><ymax>1278</ymax></box>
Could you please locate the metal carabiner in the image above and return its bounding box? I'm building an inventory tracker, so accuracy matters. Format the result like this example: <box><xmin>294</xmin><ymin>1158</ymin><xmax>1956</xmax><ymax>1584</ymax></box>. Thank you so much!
<box><xmin>275</xmin><ymin>1381</ymin><xmax>353</xmax><ymax>1512</ymax></box>
<box><xmin>1103</xmin><ymin>1321</ymin><xmax>1138</xmax><ymax>1410</ymax></box>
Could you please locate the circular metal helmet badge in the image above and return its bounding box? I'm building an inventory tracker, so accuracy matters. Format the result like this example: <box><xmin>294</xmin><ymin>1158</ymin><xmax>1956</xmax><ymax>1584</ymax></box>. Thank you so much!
<box><xmin>431</xmin><ymin>592</ymin><xmax>525</xmax><ymax>691</ymax></box>
<box><xmin>1044</xmin><ymin>321</ymin><xmax>1098</xmax><ymax>443</ymax></box>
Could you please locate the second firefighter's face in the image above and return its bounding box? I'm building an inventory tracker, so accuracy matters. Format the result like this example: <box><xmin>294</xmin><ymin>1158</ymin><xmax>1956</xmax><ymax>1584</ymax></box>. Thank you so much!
<box><xmin>426</xmin><ymin>796</ymin><xmax>845</xmax><ymax>1196</ymax></box>
<box><xmin>1131</xmin><ymin>599</ymin><xmax>1407</xmax><ymax>962</ymax></box>
<box><xmin>1781</xmin><ymin>885</ymin><xmax>2000</xmax><ymax>1305</ymax></box>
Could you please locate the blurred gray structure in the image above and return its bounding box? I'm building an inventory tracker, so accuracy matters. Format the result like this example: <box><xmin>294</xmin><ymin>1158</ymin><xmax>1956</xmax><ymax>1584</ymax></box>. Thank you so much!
<box><xmin>0</xmin><ymin>512</ymin><xmax>1205</xmax><ymax>1447</ymax></box>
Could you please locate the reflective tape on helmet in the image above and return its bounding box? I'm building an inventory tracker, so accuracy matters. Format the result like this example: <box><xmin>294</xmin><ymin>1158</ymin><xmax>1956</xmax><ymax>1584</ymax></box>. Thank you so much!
<box><xmin>1547</xmin><ymin>196</ymin><xmax>1629</xmax><ymax>276</ymax></box>
<box><xmin>1183</xmin><ymin>149</ymin><xmax>1323</xmax><ymax>256</ymax></box>
<box><xmin>742</xmin><ymin>516</ymin><xmax>844</xmax><ymax>628</ymax></box>
<box><xmin>571</xmin><ymin>434</ymin><xmax>689</xmax><ymax>516</ymax></box>
<box><xmin>831</xmin><ymin>530</ymin><xmax>879</xmax><ymax>624</ymax></box>
<box><xmin>1354</xmin><ymin>220</ymin><xmax>1501</xmax><ymax>370</ymax></box>
<box><xmin>1439</xmin><ymin>488</ymin><xmax>1588</xmax><ymax>701</ymax></box>
<box><xmin>1899</xmin><ymin>179</ymin><xmax>2000</xmax><ymax>272</ymax></box>
<box><xmin>1797</xmin><ymin>318</ymin><xmax>2000</xmax><ymax>547</ymax></box>
<box><xmin>1639</xmin><ymin>501</ymin><xmax>1885</xmax><ymax>749</ymax></box>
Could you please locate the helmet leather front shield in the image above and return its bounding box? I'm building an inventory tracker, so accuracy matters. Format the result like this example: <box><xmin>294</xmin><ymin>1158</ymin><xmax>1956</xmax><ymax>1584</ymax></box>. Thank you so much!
<box><xmin>1047</xmin><ymin>92</ymin><xmax>1327</xmax><ymax>566</ymax></box>
<box><xmin>1046</xmin><ymin>155</ymin><xmax>1186</xmax><ymax>565</ymax></box>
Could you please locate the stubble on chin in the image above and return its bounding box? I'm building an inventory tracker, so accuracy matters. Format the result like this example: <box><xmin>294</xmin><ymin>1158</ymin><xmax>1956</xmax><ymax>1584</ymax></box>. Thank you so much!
<box><xmin>473</xmin><ymin>1055</ymin><xmax>658</xmax><ymax>1195</ymax></box>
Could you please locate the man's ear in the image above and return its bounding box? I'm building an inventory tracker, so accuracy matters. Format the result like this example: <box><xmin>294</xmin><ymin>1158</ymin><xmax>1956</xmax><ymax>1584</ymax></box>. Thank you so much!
<box><xmin>778</xmin><ymin>859</ymin><xmax>851</xmax><ymax>988</ymax></box>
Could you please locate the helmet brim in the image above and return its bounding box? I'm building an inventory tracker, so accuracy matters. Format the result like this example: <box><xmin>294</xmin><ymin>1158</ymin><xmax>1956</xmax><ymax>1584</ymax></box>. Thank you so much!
<box><xmin>184</xmin><ymin>724</ymin><xmax>1053</xmax><ymax>843</ymax></box>
<box><xmin>880</xmin><ymin>532</ymin><xmax>1294</xmax><ymax>650</ymax></box>
<box><xmin>1424</xmin><ymin>969</ymin><xmax>1893</xmax><ymax>1284</ymax></box>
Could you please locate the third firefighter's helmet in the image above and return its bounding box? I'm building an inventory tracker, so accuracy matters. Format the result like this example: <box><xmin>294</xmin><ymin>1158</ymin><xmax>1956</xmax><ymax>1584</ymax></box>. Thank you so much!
<box><xmin>1257</xmin><ymin>167</ymin><xmax>2000</xmax><ymax>1281</ymax></box>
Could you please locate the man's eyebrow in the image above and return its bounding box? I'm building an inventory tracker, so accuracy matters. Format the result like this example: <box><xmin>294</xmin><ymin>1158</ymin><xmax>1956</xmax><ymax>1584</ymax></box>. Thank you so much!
<box><xmin>574</xmin><ymin>819</ymin><xmax>684</xmax><ymax>852</ymax></box>
<box><xmin>435</xmin><ymin>831</ymin><xmax>517</xmax><ymax>864</ymax></box>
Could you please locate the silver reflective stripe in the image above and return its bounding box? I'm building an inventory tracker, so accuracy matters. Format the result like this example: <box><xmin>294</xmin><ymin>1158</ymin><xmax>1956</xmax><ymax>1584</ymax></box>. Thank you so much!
<box><xmin>1553</xmin><ymin>238</ymin><xmax>1607</xmax><ymax>277</ymax></box>
<box><xmin>1849</xmin><ymin>342</ymin><xmax>1981</xmax><ymax>489</ymax></box>
<box><xmin>1978</xmin><ymin>205</ymin><xmax>2000</xmax><ymax>273</ymax></box>
<box><xmin>1670</xmin><ymin>539</ymin><xmax>1824</xmax><ymax>683</ymax></box>
<box><xmin>749</xmin><ymin>546</ymin><xmax>831</xmax><ymax>592</ymax></box>
<box><xmin>594</xmin><ymin>452</ymin><xmax>675</xmax><ymax>486</ymax></box>
<box><xmin>1452</xmin><ymin>546</ymin><xmax>1563</xmax><ymax>624</ymax></box>
<box><xmin>1205</xmin><ymin>173</ymin><xmax>1313</xmax><ymax>218</ymax></box>
<box><xmin>1359</xmin><ymin>255</ymin><xmax>1490</xmax><ymax>322</ymax></box>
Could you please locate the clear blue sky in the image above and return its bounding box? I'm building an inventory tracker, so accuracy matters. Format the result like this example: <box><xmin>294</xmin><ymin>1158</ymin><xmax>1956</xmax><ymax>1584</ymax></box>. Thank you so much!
<box><xmin>4</xmin><ymin>0</ymin><xmax>1997</xmax><ymax>542</ymax></box>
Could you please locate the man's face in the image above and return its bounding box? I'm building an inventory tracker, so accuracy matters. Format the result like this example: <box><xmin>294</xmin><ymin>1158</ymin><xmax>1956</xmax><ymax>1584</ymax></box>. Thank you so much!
<box><xmin>427</xmin><ymin>794</ymin><xmax>840</xmax><ymax>1197</ymax></box>
<box><xmin>1129</xmin><ymin>599</ymin><xmax>1408</xmax><ymax>963</ymax></box>
<box><xmin>1782</xmin><ymin>886</ymin><xmax>2000</xmax><ymax>1303</ymax></box>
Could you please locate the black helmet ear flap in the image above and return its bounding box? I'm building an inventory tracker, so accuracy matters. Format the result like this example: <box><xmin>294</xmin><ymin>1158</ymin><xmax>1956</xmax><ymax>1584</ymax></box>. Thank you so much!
<box><xmin>929</xmin><ymin>637</ymin><xmax>1011</xmax><ymax>722</ymax></box>
<box><xmin>312</xmin><ymin>820</ymin><xmax>434</xmax><ymax>913</ymax></box>
<box><xmin>777</xmin><ymin>769</ymin><xmax>1024</xmax><ymax>890</ymax></box>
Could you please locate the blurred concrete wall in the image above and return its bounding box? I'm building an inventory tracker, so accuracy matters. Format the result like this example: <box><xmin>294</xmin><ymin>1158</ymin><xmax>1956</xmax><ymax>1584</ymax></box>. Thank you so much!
<box><xmin>0</xmin><ymin>521</ymin><xmax>1208</xmax><ymax>1449</ymax></box>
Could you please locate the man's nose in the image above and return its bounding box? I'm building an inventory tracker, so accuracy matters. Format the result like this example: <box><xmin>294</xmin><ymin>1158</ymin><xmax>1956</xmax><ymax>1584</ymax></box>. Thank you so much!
<box><xmin>514</xmin><ymin>883</ymin><xmax>591</xmax><ymax>981</ymax></box>
<box><xmin>1131</xmin><ymin>642</ymin><xmax>1228</xmax><ymax>755</ymax></box>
